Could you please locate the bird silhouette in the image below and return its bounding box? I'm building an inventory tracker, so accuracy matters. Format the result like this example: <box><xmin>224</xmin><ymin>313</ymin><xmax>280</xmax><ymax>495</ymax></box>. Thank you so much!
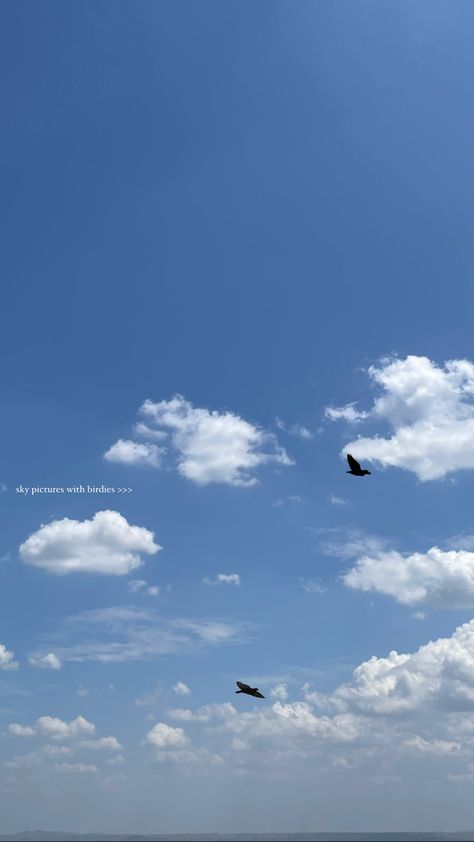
<box><xmin>235</xmin><ymin>681</ymin><xmax>265</xmax><ymax>699</ymax></box>
<box><xmin>346</xmin><ymin>453</ymin><xmax>371</xmax><ymax>476</ymax></box>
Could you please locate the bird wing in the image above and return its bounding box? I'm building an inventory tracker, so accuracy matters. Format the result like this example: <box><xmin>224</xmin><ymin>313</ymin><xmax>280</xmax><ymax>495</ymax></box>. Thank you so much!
<box><xmin>347</xmin><ymin>453</ymin><xmax>361</xmax><ymax>472</ymax></box>
<box><xmin>236</xmin><ymin>681</ymin><xmax>250</xmax><ymax>692</ymax></box>
<box><xmin>254</xmin><ymin>691</ymin><xmax>265</xmax><ymax>699</ymax></box>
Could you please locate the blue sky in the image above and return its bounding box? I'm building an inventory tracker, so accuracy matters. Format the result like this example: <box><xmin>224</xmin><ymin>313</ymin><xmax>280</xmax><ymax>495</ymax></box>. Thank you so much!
<box><xmin>4</xmin><ymin>0</ymin><xmax>474</xmax><ymax>834</ymax></box>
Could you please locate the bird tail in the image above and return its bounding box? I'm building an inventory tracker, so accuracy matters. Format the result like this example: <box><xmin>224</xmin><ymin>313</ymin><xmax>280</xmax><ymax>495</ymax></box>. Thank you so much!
<box><xmin>235</xmin><ymin>690</ymin><xmax>243</xmax><ymax>693</ymax></box>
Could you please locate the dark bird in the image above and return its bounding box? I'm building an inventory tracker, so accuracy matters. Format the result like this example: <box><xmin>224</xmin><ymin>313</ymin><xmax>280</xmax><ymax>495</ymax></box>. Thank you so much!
<box><xmin>235</xmin><ymin>681</ymin><xmax>265</xmax><ymax>699</ymax></box>
<box><xmin>346</xmin><ymin>453</ymin><xmax>371</xmax><ymax>476</ymax></box>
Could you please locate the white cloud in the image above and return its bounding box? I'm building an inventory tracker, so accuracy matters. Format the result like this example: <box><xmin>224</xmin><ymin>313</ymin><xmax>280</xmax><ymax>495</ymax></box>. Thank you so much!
<box><xmin>145</xmin><ymin>722</ymin><xmax>188</xmax><ymax>748</ymax></box>
<box><xmin>19</xmin><ymin>510</ymin><xmax>161</xmax><ymax>575</ymax></box>
<box><xmin>272</xmin><ymin>495</ymin><xmax>302</xmax><ymax>508</ymax></box>
<box><xmin>103</xmin><ymin>439</ymin><xmax>163</xmax><ymax>467</ymax></box>
<box><xmin>173</xmin><ymin>682</ymin><xmax>191</xmax><ymax>696</ymax></box>
<box><xmin>28</xmin><ymin>652</ymin><xmax>61</xmax><ymax>670</ymax></box>
<box><xmin>0</xmin><ymin>644</ymin><xmax>18</xmax><ymax>671</ymax></box>
<box><xmin>146</xmin><ymin>585</ymin><xmax>160</xmax><ymax>596</ymax></box>
<box><xmin>318</xmin><ymin>618</ymin><xmax>474</xmax><ymax>715</ymax></box>
<box><xmin>270</xmin><ymin>684</ymin><xmax>289</xmax><ymax>702</ymax></box>
<box><xmin>132</xmin><ymin>422</ymin><xmax>168</xmax><ymax>441</ymax></box>
<box><xmin>167</xmin><ymin>703</ymin><xmax>237</xmax><ymax>723</ymax></box>
<box><xmin>36</xmin><ymin>715</ymin><xmax>95</xmax><ymax>740</ymax></box>
<box><xmin>343</xmin><ymin>546</ymin><xmax>474</xmax><ymax>608</ymax></box>
<box><xmin>202</xmin><ymin>573</ymin><xmax>241</xmax><ymax>586</ymax></box>
<box><xmin>327</xmin><ymin>355</ymin><xmax>474</xmax><ymax>480</ymax></box>
<box><xmin>8</xmin><ymin>724</ymin><xmax>35</xmax><ymax>737</ymax></box>
<box><xmin>136</xmin><ymin>395</ymin><xmax>293</xmax><ymax>486</ymax></box>
<box><xmin>77</xmin><ymin>736</ymin><xmax>122</xmax><ymax>751</ymax></box>
<box><xmin>325</xmin><ymin>403</ymin><xmax>368</xmax><ymax>423</ymax></box>
<box><xmin>276</xmin><ymin>418</ymin><xmax>313</xmax><ymax>440</ymax></box>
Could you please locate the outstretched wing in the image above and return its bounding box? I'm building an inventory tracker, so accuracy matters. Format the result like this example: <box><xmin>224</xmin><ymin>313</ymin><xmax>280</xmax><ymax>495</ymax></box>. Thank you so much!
<box><xmin>347</xmin><ymin>453</ymin><xmax>361</xmax><ymax>472</ymax></box>
<box><xmin>236</xmin><ymin>681</ymin><xmax>250</xmax><ymax>692</ymax></box>
<box><xmin>254</xmin><ymin>690</ymin><xmax>265</xmax><ymax>699</ymax></box>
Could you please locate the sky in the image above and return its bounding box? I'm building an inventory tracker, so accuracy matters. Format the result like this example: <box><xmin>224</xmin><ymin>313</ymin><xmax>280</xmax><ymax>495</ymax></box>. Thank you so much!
<box><xmin>4</xmin><ymin>0</ymin><xmax>474</xmax><ymax>835</ymax></box>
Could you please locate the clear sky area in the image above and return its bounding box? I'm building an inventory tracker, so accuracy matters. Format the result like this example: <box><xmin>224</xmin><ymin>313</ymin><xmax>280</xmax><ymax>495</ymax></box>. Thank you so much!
<box><xmin>3</xmin><ymin>0</ymin><xmax>474</xmax><ymax>835</ymax></box>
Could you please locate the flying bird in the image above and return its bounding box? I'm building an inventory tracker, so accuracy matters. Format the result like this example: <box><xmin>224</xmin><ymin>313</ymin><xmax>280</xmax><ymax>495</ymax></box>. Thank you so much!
<box><xmin>346</xmin><ymin>453</ymin><xmax>371</xmax><ymax>476</ymax></box>
<box><xmin>235</xmin><ymin>681</ymin><xmax>265</xmax><ymax>699</ymax></box>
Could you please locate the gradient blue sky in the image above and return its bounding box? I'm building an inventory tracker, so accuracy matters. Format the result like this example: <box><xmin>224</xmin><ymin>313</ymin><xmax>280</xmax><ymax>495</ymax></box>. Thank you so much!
<box><xmin>3</xmin><ymin>1</ymin><xmax>474</xmax><ymax>835</ymax></box>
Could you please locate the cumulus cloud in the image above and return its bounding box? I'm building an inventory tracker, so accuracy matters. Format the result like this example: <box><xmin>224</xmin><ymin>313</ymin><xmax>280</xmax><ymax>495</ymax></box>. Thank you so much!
<box><xmin>326</xmin><ymin>355</ymin><xmax>474</xmax><ymax>480</ymax></box>
<box><xmin>270</xmin><ymin>684</ymin><xmax>289</xmax><ymax>702</ymax></box>
<box><xmin>103</xmin><ymin>439</ymin><xmax>163</xmax><ymax>467</ymax></box>
<box><xmin>8</xmin><ymin>724</ymin><xmax>35</xmax><ymax>737</ymax></box>
<box><xmin>315</xmin><ymin>618</ymin><xmax>474</xmax><ymax>715</ymax></box>
<box><xmin>343</xmin><ymin>546</ymin><xmax>474</xmax><ymax>608</ymax></box>
<box><xmin>173</xmin><ymin>682</ymin><xmax>191</xmax><ymax>696</ymax></box>
<box><xmin>19</xmin><ymin>510</ymin><xmax>161</xmax><ymax>575</ymax></box>
<box><xmin>145</xmin><ymin>722</ymin><xmax>188</xmax><ymax>749</ymax></box>
<box><xmin>108</xmin><ymin>395</ymin><xmax>293</xmax><ymax>487</ymax></box>
<box><xmin>202</xmin><ymin>573</ymin><xmax>241</xmax><ymax>586</ymax></box>
<box><xmin>36</xmin><ymin>715</ymin><xmax>95</xmax><ymax>740</ymax></box>
<box><xmin>9</xmin><ymin>715</ymin><xmax>95</xmax><ymax>741</ymax></box>
<box><xmin>0</xmin><ymin>643</ymin><xmax>18</xmax><ymax>670</ymax></box>
<box><xmin>28</xmin><ymin>652</ymin><xmax>61</xmax><ymax>670</ymax></box>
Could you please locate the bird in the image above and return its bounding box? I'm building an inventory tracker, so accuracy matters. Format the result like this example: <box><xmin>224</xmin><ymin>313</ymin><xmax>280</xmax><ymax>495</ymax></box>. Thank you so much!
<box><xmin>235</xmin><ymin>681</ymin><xmax>265</xmax><ymax>699</ymax></box>
<box><xmin>346</xmin><ymin>453</ymin><xmax>371</xmax><ymax>476</ymax></box>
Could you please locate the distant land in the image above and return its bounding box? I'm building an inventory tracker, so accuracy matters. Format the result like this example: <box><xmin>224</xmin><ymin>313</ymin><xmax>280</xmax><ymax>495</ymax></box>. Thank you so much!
<box><xmin>2</xmin><ymin>833</ymin><xmax>474</xmax><ymax>842</ymax></box>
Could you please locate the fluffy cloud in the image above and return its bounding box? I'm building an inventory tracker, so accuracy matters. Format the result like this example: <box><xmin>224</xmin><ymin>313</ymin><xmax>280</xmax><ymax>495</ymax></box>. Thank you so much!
<box><xmin>8</xmin><ymin>724</ymin><xmax>35</xmax><ymax>737</ymax></box>
<box><xmin>315</xmin><ymin>618</ymin><xmax>474</xmax><ymax>715</ymax></box>
<box><xmin>107</xmin><ymin>394</ymin><xmax>293</xmax><ymax>487</ymax></box>
<box><xmin>36</xmin><ymin>715</ymin><xmax>95</xmax><ymax>740</ymax></box>
<box><xmin>0</xmin><ymin>643</ymin><xmax>18</xmax><ymax>670</ymax></box>
<box><xmin>19</xmin><ymin>510</ymin><xmax>161</xmax><ymax>575</ymax></box>
<box><xmin>103</xmin><ymin>439</ymin><xmax>163</xmax><ymax>467</ymax></box>
<box><xmin>145</xmin><ymin>722</ymin><xmax>188</xmax><ymax>748</ymax></box>
<box><xmin>343</xmin><ymin>546</ymin><xmax>474</xmax><ymax>608</ymax></box>
<box><xmin>326</xmin><ymin>355</ymin><xmax>474</xmax><ymax>480</ymax></box>
<box><xmin>28</xmin><ymin>652</ymin><xmax>61</xmax><ymax>670</ymax></box>
<box><xmin>8</xmin><ymin>715</ymin><xmax>95</xmax><ymax>741</ymax></box>
<box><xmin>173</xmin><ymin>682</ymin><xmax>191</xmax><ymax>696</ymax></box>
<box><xmin>202</xmin><ymin>573</ymin><xmax>241</xmax><ymax>586</ymax></box>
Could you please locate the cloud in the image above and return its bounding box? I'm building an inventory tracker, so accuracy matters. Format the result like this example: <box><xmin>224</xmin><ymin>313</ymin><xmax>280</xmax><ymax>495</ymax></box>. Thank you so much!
<box><xmin>276</xmin><ymin>418</ymin><xmax>314</xmax><ymax>440</ymax></box>
<box><xmin>108</xmin><ymin>395</ymin><xmax>293</xmax><ymax>487</ymax></box>
<box><xmin>9</xmin><ymin>715</ymin><xmax>95</xmax><ymax>741</ymax></box>
<box><xmin>326</xmin><ymin>355</ymin><xmax>474</xmax><ymax>480</ymax></box>
<box><xmin>329</xmin><ymin>494</ymin><xmax>348</xmax><ymax>506</ymax></box>
<box><xmin>127</xmin><ymin>579</ymin><xmax>160</xmax><ymax>597</ymax></box>
<box><xmin>202</xmin><ymin>573</ymin><xmax>241</xmax><ymax>586</ymax></box>
<box><xmin>54</xmin><ymin>762</ymin><xmax>98</xmax><ymax>774</ymax></box>
<box><xmin>271</xmin><ymin>495</ymin><xmax>303</xmax><ymax>508</ymax></box>
<box><xmin>299</xmin><ymin>578</ymin><xmax>327</xmax><ymax>594</ymax></box>
<box><xmin>0</xmin><ymin>644</ymin><xmax>18</xmax><ymax>671</ymax></box>
<box><xmin>145</xmin><ymin>722</ymin><xmax>188</xmax><ymax>748</ymax></box>
<box><xmin>36</xmin><ymin>715</ymin><xmax>95</xmax><ymax>740</ymax></box>
<box><xmin>8</xmin><ymin>724</ymin><xmax>35</xmax><ymax>737</ymax></box>
<box><xmin>315</xmin><ymin>527</ymin><xmax>388</xmax><ymax>561</ymax></box>
<box><xmin>42</xmin><ymin>606</ymin><xmax>256</xmax><ymax>664</ymax></box>
<box><xmin>19</xmin><ymin>510</ymin><xmax>161</xmax><ymax>575</ymax></box>
<box><xmin>314</xmin><ymin>618</ymin><xmax>474</xmax><ymax>715</ymax></box>
<box><xmin>270</xmin><ymin>684</ymin><xmax>289</xmax><ymax>702</ymax></box>
<box><xmin>343</xmin><ymin>545</ymin><xmax>474</xmax><ymax>608</ymax></box>
<box><xmin>166</xmin><ymin>703</ymin><xmax>236</xmax><ymax>723</ymax></box>
<box><xmin>77</xmin><ymin>737</ymin><xmax>122</xmax><ymax>751</ymax></box>
<box><xmin>173</xmin><ymin>682</ymin><xmax>191</xmax><ymax>696</ymax></box>
<box><xmin>325</xmin><ymin>403</ymin><xmax>368</xmax><ymax>423</ymax></box>
<box><xmin>103</xmin><ymin>439</ymin><xmax>163</xmax><ymax>467</ymax></box>
<box><xmin>28</xmin><ymin>653</ymin><xmax>61</xmax><ymax>670</ymax></box>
